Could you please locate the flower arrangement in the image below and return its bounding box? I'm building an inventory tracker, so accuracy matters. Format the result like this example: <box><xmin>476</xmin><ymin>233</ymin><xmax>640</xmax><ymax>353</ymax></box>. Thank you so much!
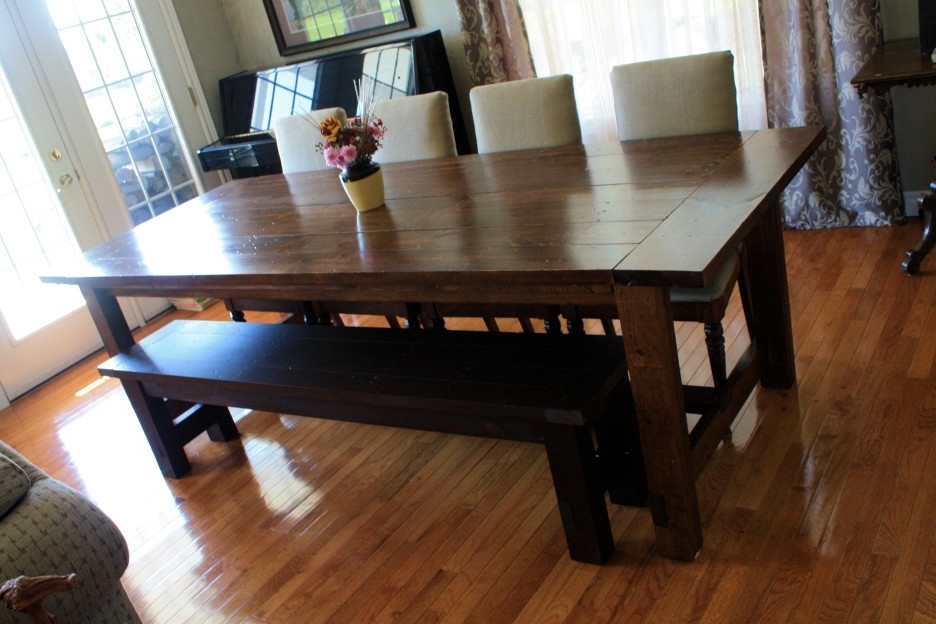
<box><xmin>316</xmin><ymin>77</ymin><xmax>385</xmax><ymax>176</ymax></box>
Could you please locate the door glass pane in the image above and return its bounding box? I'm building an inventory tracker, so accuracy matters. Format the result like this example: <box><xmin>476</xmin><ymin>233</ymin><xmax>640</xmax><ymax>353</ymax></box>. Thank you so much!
<box><xmin>0</xmin><ymin>66</ymin><xmax>84</xmax><ymax>341</ymax></box>
<box><xmin>73</xmin><ymin>0</ymin><xmax>106</xmax><ymax>25</ymax></box>
<box><xmin>46</xmin><ymin>0</ymin><xmax>196</xmax><ymax>226</ymax></box>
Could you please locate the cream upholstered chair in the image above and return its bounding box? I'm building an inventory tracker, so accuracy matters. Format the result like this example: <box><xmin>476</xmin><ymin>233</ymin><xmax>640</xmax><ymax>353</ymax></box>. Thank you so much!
<box><xmin>373</xmin><ymin>92</ymin><xmax>458</xmax><ymax>163</ymax></box>
<box><xmin>462</xmin><ymin>75</ymin><xmax>582</xmax><ymax>332</ymax></box>
<box><xmin>567</xmin><ymin>51</ymin><xmax>746</xmax><ymax>391</ymax></box>
<box><xmin>273</xmin><ymin>107</ymin><xmax>347</xmax><ymax>173</ymax></box>
<box><xmin>470</xmin><ymin>74</ymin><xmax>582</xmax><ymax>154</ymax></box>
<box><xmin>611</xmin><ymin>50</ymin><xmax>738</xmax><ymax>140</ymax></box>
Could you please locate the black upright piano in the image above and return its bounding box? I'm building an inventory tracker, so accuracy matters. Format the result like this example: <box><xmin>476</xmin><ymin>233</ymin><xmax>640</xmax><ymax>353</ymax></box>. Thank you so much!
<box><xmin>197</xmin><ymin>30</ymin><xmax>470</xmax><ymax>178</ymax></box>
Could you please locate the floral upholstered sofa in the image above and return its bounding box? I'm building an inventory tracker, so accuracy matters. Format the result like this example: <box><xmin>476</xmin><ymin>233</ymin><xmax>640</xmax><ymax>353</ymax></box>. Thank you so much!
<box><xmin>0</xmin><ymin>441</ymin><xmax>141</xmax><ymax>623</ymax></box>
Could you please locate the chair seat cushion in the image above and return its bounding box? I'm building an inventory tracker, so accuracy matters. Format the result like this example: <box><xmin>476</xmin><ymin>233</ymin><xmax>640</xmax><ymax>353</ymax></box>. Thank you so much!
<box><xmin>0</xmin><ymin>450</ymin><xmax>31</xmax><ymax>519</ymax></box>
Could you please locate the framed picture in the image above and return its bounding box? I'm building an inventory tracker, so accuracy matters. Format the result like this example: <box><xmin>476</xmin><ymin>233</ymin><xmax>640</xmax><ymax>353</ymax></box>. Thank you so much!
<box><xmin>262</xmin><ymin>0</ymin><xmax>416</xmax><ymax>56</ymax></box>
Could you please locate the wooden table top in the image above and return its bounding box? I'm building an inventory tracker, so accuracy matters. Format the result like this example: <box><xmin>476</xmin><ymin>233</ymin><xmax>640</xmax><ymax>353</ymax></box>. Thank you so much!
<box><xmin>43</xmin><ymin>127</ymin><xmax>824</xmax><ymax>304</ymax></box>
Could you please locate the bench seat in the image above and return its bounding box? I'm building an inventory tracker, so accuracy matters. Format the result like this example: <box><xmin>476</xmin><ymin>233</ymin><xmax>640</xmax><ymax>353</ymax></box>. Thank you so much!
<box><xmin>98</xmin><ymin>320</ymin><xmax>644</xmax><ymax>564</ymax></box>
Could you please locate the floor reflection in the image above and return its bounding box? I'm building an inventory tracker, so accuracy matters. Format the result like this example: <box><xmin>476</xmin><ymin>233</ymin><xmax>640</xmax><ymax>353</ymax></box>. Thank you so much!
<box><xmin>57</xmin><ymin>384</ymin><xmax>187</xmax><ymax>559</ymax></box>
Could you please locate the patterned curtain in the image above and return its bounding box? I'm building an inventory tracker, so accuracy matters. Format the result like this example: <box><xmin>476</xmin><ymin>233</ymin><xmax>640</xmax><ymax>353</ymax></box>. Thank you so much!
<box><xmin>455</xmin><ymin>0</ymin><xmax>535</xmax><ymax>86</ymax></box>
<box><xmin>760</xmin><ymin>0</ymin><xmax>904</xmax><ymax>228</ymax></box>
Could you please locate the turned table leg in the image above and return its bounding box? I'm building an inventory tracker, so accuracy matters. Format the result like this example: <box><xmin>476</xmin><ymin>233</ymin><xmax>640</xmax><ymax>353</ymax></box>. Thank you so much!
<box><xmin>903</xmin><ymin>180</ymin><xmax>936</xmax><ymax>275</ymax></box>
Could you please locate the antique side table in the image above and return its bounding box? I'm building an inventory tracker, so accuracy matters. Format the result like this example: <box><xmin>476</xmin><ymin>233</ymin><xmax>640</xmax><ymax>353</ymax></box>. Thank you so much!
<box><xmin>851</xmin><ymin>37</ymin><xmax>936</xmax><ymax>274</ymax></box>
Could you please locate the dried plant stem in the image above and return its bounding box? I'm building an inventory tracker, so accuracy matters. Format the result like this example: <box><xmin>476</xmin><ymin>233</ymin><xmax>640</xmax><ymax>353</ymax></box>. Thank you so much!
<box><xmin>354</xmin><ymin>76</ymin><xmax>379</xmax><ymax>143</ymax></box>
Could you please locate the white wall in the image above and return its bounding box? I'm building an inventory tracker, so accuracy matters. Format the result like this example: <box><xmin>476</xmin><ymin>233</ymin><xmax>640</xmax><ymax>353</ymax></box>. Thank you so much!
<box><xmin>171</xmin><ymin>0</ymin><xmax>242</xmax><ymax>137</ymax></box>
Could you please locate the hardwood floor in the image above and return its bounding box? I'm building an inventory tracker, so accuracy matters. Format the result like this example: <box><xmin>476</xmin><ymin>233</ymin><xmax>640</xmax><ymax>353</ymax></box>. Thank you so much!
<box><xmin>2</xmin><ymin>224</ymin><xmax>935</xmax><ymax>623</ymax></box>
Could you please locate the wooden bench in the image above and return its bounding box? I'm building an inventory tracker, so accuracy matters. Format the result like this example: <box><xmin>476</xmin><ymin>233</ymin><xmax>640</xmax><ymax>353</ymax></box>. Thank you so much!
<box><xmin>98</xmin><ymin>320</ymin><xmax>645</xmax><ymax>564</ymax></box>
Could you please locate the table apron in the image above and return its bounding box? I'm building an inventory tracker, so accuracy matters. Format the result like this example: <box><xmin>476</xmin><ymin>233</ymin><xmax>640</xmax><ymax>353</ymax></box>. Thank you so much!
<box><xmin>89</xmin><ymin>283</ymin><xmax>619</xmax><ymax>307</ymax></box>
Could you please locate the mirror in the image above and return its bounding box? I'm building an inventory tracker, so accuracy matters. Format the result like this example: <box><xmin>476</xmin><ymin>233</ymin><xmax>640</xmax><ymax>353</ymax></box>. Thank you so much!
<box><xmin>262</xmin><ymin>0</ymin><xmax>415</xmax><ymax>56</ymax></box>
<box><xmin>249</xmin><ymin>41</ymin><xmax>416</xmax><ymax>131</ymax></box>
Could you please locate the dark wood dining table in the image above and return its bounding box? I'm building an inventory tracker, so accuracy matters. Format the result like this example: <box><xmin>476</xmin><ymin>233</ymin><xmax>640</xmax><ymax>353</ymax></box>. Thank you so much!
<box><xmin>42</xmin><ymin>126</ymin><xmax>824</xmax><ymax>561</ymax></box>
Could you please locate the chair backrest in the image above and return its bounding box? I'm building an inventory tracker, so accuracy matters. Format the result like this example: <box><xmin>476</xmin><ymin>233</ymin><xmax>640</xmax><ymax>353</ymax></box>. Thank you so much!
<box><xmin>610</xmin><ymin>51</ymin><xmax>738</xmax><ymax>141</ymax></box>
<box><xmin>273</xmin><ymin>107</ymin><xmax>347</xmax><ymax>174</ymax></box>
<box><xmin>372</xmin><ymin>92</ymin><xmax>458</xmax><ymax>164</ymax></box>
<box><xmin>469</xmin><ymin>75</ymin><xmax>582</xmax><ymax>154</ymax></box>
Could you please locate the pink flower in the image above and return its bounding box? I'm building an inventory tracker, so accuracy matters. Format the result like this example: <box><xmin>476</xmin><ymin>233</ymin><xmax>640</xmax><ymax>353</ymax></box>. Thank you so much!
<box><xmin>338</xmin><ymin>145</ymin><xmax>358</xmax><ymax>167</ymax></box>
<box><xmin>323</xmin><ymin>145</ymin><xmax>341</xmax><ymax>168</ymax></box>
<box><xmin>313</xmin><ymin>86</ymin><xmax>385</xmax><ymax>171</ymax></box>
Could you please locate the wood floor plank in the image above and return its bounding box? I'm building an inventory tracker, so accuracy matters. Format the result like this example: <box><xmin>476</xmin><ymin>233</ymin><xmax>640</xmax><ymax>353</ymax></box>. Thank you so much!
<box><xmin>907</xmin><ymin>275</ymin><xmax>936</xmax><ymax>378</ymax></box>
<box><xmin>874</xmin><ymin>408</ymin><xmax>936</xmax><ymax>623</ymax></box>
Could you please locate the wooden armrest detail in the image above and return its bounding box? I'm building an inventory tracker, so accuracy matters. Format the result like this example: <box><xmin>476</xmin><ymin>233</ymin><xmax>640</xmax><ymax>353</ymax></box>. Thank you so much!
<box><xmin>1</xmin><ymin>574</ymin><xmax>78</xmax><ymax>624</ymax></box>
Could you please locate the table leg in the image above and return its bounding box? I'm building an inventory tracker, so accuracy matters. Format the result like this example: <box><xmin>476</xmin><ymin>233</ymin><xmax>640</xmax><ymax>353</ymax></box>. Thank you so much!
<box><xmin>743</xmin><ymin>200</ymin><xmax>796</xmax><ymax>388</ymax></box>
<box><xmin>615</xmin><ymin>283</ymin><xmax>701</xmax><ymax>561</ymax></box>
<box><xmin>903</xmin><ymin>184</ymin><xmax>936</xmax><ymax>275</ymax></box>
<box><xmin>79</xmin><ymin>286</ymin><xmax>134</xmax><ymax>356</ymax></box>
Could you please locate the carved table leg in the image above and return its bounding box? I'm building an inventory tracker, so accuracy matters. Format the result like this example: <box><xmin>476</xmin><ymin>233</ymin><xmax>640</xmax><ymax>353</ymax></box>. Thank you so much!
<box><xmin>903</xmin><ymin>180</ymin><xmax>936</xmax><ymax>275</ymax></box>
<box><xmin>1</xmin><ymin>574</ymin><xmax>78</xmax><ymax>624</ymax></box>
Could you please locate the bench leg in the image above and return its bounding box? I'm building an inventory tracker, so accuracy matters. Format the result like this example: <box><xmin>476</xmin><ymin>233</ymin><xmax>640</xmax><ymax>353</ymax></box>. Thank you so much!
<box><xmin>201</xmin><ymin>404</ymin><xmax>240</xmax><ymax>442</ymax></box>
<box><xmin>120</xmin><ymin>380</ymin><xmax>191</xmax><ymax>478</ymax></box>
<box><xmin>542</xmin><ymin>424</ymin><xmax>615</xmax><ymax>564</ymax></box>
<box><xmin>595</xmin><ymin>385</ymin><xmax>648</xmax><ymax>507</ymax></box>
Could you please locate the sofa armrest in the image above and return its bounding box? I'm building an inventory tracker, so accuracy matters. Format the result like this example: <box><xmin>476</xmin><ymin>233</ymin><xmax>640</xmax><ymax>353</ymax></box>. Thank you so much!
<box><xmin>0</xmin><ymin>450</ymin><xmax>31</xmax><ymax>519</ymax></box>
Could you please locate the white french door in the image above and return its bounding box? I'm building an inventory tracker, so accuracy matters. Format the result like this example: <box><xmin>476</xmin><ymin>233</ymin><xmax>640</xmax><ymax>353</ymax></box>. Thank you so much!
<box><xmin>0</xmin><ymin>0</ymin><xmax>112</xmax><ymax>408</ymax></box>
<box><xmin>0</xmin><ymin>0</ymin><xmax>221</xmax><ymax>407</ymax></box>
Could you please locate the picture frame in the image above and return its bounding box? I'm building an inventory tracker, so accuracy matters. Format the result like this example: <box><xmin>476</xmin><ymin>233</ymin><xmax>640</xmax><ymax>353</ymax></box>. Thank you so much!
<box><xmin>262</xmin><ymin>0</ymin><xmax>416</xmax><ymax>56</ymax></box>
